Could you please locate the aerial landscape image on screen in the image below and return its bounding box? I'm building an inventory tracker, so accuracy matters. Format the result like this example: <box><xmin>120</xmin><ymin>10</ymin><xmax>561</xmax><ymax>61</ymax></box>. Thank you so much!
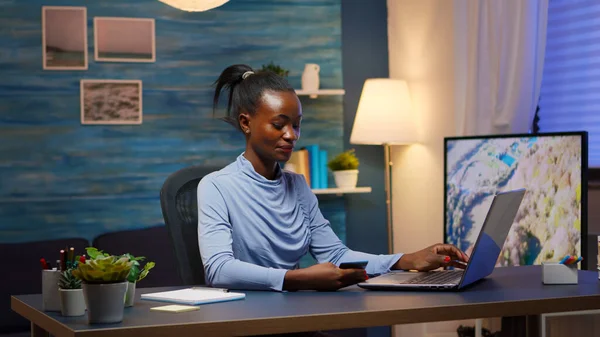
<box><xmin>445</xmin><ymin>135</ymin><xmax>582</xmax><ymax>266</ymax></box>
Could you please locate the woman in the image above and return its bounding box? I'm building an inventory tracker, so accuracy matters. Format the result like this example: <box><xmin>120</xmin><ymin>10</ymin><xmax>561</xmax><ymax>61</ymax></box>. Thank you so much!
<box><xmin>198</xmin><ymin>64</ymin><xmax>468</xmax><ymax>292</ymax></box>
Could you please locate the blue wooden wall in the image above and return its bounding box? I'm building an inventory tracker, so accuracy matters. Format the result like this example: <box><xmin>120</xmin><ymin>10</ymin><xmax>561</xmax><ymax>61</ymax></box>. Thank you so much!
<box><xmin>0</xmin><ymin>0</ymin><xmax>345</xmax><ymax>247</ymax></box>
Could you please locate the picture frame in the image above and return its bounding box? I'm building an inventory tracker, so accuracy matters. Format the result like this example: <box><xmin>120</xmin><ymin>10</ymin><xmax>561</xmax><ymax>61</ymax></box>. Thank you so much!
<box><xmin>42</xmin><ymin>6</ymin><xmax>88</xmax><ymax>70</ymax></box>
<box><xmin>94</xmin><ymin>17</ymin><xmax>156</xmax><ymax>63</ymax></box>
<box><xmin>80</xmin><ymin>79</ymin><xmax>143</xmax><ymax>125</ymax></box>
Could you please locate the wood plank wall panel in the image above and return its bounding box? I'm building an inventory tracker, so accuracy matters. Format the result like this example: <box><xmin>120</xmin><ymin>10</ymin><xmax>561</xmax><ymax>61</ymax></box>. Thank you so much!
<box><xmin>0</xmin><ymin>0</ymin><xmax>345</xmax><ymax>247</ymax></box>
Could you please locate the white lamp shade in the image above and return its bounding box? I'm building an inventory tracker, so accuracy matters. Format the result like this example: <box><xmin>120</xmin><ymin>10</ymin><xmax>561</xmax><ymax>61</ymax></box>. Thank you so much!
<box><xmin>350</xmin><ymin>78</ymin><xmax>418</xmax><ymax>145</ymax></box>
<box><xmin>158</xmin><ymin>0</ymin><xmax>229</xmax><ymax>12</ymax></box>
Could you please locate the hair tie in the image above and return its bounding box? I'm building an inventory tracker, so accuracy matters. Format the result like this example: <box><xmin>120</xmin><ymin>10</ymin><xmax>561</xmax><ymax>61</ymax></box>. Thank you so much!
<box><xmin>242</xmin><ymin>71</ymin><xmax>254</xmax><ymax>80</ymax></box>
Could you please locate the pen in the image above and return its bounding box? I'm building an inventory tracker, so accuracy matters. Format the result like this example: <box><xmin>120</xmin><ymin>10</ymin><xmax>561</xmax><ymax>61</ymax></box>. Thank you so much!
<box><xmin>40</xmin><ymin>258</ymin><xmax>48</xmax><ymax>270</ymax></box>
<box><xmin>568</xmin><ymin>256</ymin><xmax>581</xmax><ymax>265</ymax></box>
<box><xmin>56</xmin><ymin>259</ymin><xmax>62</xmax><ymax>271</ymax></box>
<box><xmin>60</xmin><ymin>250</ymin><xmax>66</xmax><ymax>271</ymax></box>
<box><xmin>574</xmin><ymin>256</ymin><xmax>583</xmax><ymax>264</ymax></box>
<box><xmin>67</xmin><ymin>247</ymin><xmax>74</xmax><ymax>269</ymax></box>
<box><xmin>558</xmin><ymin>255</ymin><xmax>570</xmax><ymax>264</ymax></box>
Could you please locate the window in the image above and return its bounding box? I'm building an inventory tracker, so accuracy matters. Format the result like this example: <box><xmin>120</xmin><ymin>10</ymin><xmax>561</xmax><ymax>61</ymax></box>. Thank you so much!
<box><xmin>539</xmin><ymin>0</ymin><xmax>600</xmax><ymax>167</ymax></box>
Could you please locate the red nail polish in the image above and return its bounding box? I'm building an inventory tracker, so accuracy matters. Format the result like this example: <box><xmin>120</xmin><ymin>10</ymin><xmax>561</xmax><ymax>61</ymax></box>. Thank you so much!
<box><xmin>444</xmin><ymin>256</ymin><xmax>451</xmax><ymax>263</ymax></box>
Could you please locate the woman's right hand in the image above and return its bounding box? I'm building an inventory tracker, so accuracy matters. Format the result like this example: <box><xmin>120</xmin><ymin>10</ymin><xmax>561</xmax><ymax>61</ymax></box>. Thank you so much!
<box><xmin>283</xmin><ymin>262</ymin><xmax>368</xmax><ymax>291</ymax></box>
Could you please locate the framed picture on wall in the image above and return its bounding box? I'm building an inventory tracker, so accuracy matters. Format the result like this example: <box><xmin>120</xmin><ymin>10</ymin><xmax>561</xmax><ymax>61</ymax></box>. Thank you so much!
<box><xmin>80</xmin><ymin>79</ymin><xmax>143</xmax><ymax>125</ymax></box>
<box><xmin>94</xmin><ymin>17</ymin><xmax>156</xmax><ymax>62</ymax></box>
<box><xmin>42</xmin><ymin>6</ymin><xmax>88</xmax><ymax>70</ymax></box>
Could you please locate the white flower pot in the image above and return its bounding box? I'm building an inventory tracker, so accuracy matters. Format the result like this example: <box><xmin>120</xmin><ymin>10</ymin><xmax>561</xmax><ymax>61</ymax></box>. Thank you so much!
<box><xmin>82</xmin><ymin>281</ymin><xmax>127</xmax><ymax>324</ymax></box>
<box><xmin>333</xmin><ymin>169</ymin><xmax>358</xmax><ymax>188</ymax></box>
<box><xmin>124</xmin><ymin>282</ymin><xmax>136</xmax><ymax>307</ymax></box>
<box><xmin>59</xmin><ymin>289</ymin><xmax>86</xmax><ymax>317</ymax></box>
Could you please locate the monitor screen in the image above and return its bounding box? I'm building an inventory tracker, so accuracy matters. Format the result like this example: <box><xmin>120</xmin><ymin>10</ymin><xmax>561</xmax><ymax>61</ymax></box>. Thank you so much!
<box><xmin>444</xmin><ymin>131</ymin><xmax>588</xmax><ymax>268</ymax></box>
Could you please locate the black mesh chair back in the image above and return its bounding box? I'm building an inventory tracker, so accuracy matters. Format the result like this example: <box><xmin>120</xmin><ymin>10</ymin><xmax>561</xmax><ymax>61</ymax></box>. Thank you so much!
<box><xmin>159</xmin><ymin>165</ymin><xmax>221</xmax><ymax>286</ymax></box>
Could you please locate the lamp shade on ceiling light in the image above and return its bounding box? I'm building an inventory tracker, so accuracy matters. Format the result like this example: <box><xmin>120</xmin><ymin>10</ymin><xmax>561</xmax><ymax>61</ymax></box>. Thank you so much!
<box><xmin>350</xmin><ymin>78</ymin><xmax>418</xmax><ymax>145</ymax></box>
<box><xmin>158</xmin><ymin>0</ymin><xmax>229</xmax><ymax>11</ymax></box>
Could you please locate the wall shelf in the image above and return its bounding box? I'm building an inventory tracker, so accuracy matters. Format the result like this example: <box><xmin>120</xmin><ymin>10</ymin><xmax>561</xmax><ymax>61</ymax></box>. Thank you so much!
<box><xmin>312</xmin><ymin>187</ymin><xmax>372</xmax><ymax>195</ymax></box>
<box><xmin>295</xmin><ymin>89</ymin><xmax>345</xmax><ymax>98</ymax></box>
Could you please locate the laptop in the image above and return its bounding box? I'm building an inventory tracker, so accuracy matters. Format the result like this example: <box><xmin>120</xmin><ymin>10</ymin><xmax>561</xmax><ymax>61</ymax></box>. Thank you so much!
<box><xmin>358</xmin><ymin>188</ymin><xmax>526</xmax><ymax>291</ymax></box>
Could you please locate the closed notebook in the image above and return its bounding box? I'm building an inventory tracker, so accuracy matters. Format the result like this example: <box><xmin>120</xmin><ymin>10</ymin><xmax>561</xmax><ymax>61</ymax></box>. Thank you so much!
<box><xmin>141</xmin><ymin>288</ymin><xmax>245</xmax><ymax>306</ymax></box>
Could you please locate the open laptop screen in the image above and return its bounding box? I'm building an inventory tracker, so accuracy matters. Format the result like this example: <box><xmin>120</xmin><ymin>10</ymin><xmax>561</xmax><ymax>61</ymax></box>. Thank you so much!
<box><xmin>459</xmin><ymin>189</ymin><xmax>526</xmax><ymax>288</ymax></box>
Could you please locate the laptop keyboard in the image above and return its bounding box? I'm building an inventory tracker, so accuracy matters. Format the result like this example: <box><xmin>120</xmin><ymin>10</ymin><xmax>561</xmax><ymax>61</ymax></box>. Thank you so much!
<box><xmin>402</xmin><ymin>271</ymin><xmax>464</xmax><ymax>284</ymax></box>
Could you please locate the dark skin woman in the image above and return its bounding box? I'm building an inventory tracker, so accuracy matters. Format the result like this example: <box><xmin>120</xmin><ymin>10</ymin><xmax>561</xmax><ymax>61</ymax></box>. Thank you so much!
<box><xmin>205</xmin><ymin>64</ymin><xmax>468</xmax><ymax>292</ymax></box>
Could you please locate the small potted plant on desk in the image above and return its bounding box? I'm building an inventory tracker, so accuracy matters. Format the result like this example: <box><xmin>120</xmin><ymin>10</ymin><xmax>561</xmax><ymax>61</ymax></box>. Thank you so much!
<box><xmin>58</xmin><ymin>263</ymin><xmax>86</xmax><ymax>317</ymax></box>
<box><xmin>328</xmin><ymin>149</ymin><xmax>360</xmax><ymax>188</ymax></box>
<box><xmin>123</xmin><ymin>254</ymin><xmax>155</xmax><ymax>307</ymax></box>
<box><xmin>72</xmin><ymin>248</ymin><xmax>133</xmax><ymax>324</ymax></box>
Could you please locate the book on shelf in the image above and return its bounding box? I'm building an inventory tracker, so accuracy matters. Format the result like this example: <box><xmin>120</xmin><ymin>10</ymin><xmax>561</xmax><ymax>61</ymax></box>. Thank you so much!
<box><xmin>284</xmin><ymin>145</ymin><xmax>329</xmax><ymax>189</ymax></box>
<box><xmin>285</xmin><ymin>148</ymin><xmax>310</xmax><ymax>186</ymax></box>
<box><xmin>305</xmin><ymin>144</ymin><xmax>320</xmax><ymax>188</ymax></box>
<box><xmin>319</xmin><ymin>149</ymin><xmax>328</xmax><ymax>189</ymax></box>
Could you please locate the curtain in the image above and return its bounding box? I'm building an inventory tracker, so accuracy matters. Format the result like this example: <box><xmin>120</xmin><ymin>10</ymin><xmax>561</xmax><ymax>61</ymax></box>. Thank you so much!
<box><xmin>454</xmin><ymin>0</ymin><xmax>549</xmax><ymax>136</ymax></box>
<box><xmin>539</xmin><ymin>0</ymin><xmax>600</xmax><ymax>167</ymax></box>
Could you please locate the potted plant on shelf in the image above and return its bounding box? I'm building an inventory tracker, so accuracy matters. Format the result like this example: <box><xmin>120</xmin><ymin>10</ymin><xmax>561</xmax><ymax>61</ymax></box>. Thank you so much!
<box><xmin>72</xmin><ymin>247</ymin><xmax>134</xmax><ymax>324</ymax></box>
<box><xmin>327</xmin><ymin>149</ymin><xmax>360</xmax><ymax>189</ymax></box>
<box><xmin>58</xmin><ymin>266</ymin><xmax>86</xmax><ymax>316</ymax></box>
<box><xmin>259</xmin><ymin>61</ymin><xmax>290</xmax><ymax>77</ymax></box>
<box><xmin>123</xmin><ymin>253</ymin><xmax>155</xmax><ymax>307</ymax></box>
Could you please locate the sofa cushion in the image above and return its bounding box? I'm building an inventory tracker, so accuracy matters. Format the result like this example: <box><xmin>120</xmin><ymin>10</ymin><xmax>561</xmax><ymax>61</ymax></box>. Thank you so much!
<box><xmin>92</xmin><ymin>226</ymin><xmax>182</xmax><ymax>288</ymax></box>
<box><xmin>0</xmin><ymin>238</ymin><xmax>90</xmax><ymax>333</ymax></box>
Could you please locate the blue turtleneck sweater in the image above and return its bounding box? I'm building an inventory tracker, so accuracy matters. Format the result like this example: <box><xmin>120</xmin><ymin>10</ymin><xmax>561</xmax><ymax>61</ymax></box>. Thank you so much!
<box><xmin>197</xmin><ymin>154</ymin><xmax>403</xmax><ymax>291</ymax></box>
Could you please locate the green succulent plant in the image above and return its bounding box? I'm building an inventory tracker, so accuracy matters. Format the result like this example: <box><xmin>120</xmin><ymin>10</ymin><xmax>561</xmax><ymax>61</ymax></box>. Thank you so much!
<box><xmin>72</xmin><ymin>248</ymin><xmax>134</xmax><ymax>284</ymax></box>
<box><xmin>85</xmin><ymin>247</ymin><xmax>110</xmax><ymax>259</ymax></box>
<box><xmin>122</xmin><ymin>253</ymin><xmax>156</xmax><ymax>283</ymax></box>
<box><xmin>259</xmin><ymin>61</ymin><xmax>289</xmax><ymax>77</ymax></box>
<box><xmin>59</xmin><ymin>269</ymin><xmax>82</xmax><ymax>289</ymax></box>
<box><xmin>327</xmin><ymin>149</ymin><xmax>359</xmax><ymax>171</ymax></box>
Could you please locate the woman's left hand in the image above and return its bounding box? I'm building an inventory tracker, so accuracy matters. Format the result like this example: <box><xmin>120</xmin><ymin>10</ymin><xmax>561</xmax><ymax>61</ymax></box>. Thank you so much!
<box><xmin>394</xmin><ymin>243</ymin><xmax>469</xmax><ymax>271</ymax></box>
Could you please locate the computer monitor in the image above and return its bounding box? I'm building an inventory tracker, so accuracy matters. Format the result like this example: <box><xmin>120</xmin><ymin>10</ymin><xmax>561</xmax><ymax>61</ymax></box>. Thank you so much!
<box><xmin>444</xmin><ymin>131</ymin><xmax>588</xmax><ymax>269</ymax></box>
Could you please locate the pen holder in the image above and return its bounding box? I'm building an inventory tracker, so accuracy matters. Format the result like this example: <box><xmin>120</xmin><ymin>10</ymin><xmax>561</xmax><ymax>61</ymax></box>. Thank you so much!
<box><xmin>42</xmin><ymin>269</ymin><xmax>61</xmax><ymax>311</ymax></box>
<box><xmin>542</xmin><ymin>263</ymin><xmax>578</xmax><ymax>285</ymax></box>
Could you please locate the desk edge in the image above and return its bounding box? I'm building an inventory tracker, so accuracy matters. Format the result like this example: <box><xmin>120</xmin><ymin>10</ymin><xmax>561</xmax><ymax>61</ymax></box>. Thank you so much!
<box><xmin>11</xmin><ymin>296</ymin><xmax>76</xmax><ymax>337</ymax></box>
<box><xmin>47</xmin><ymin>294</ymin><xmax>600</xmax><ymax>337</ymax></box>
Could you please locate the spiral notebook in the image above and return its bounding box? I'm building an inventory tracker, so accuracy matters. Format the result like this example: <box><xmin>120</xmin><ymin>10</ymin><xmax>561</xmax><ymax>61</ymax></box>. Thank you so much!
<box><xmin>141</xmin><ymin>287</ymin><xmax>245</xmax><ymax>306</ymax></box>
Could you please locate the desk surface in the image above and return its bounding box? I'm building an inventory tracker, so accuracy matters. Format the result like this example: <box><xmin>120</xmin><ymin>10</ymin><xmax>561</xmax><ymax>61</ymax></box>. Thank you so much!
<box><xmin>11</xmin><ymin>266</ymin><xmax>600</xmax><ymax>337</ymax></box>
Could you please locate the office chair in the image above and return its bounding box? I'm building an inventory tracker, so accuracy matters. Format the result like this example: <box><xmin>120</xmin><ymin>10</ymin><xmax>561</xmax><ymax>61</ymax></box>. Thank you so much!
<box><xmin>159</xmin><ymin>165</ymin><xmax>221</xmax><ymax>286</ymax></box>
